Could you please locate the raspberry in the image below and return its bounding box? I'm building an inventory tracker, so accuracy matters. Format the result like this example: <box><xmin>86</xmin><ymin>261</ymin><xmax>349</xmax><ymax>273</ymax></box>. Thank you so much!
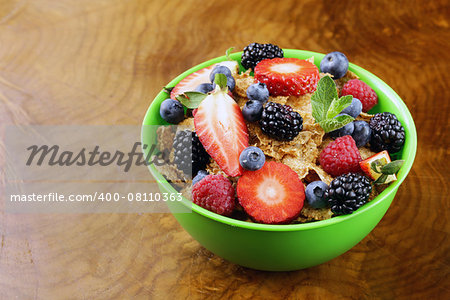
<box><xmin>341</xmin><ymin>79</ymin><xmax>378</xmax><ymax>112</ymax></box>
<box><xmin>319</xmin><ymin>135</ymin><xmax>362</xmax><ymax>177</ymax></box>
<box><xmin>192</xmin><ymin>175</ymin><xmax>235</xmax><ymax>216</ymax></box>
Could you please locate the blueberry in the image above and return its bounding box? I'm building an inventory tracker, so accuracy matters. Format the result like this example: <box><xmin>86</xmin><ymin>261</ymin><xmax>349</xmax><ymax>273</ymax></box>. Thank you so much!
<box><xmin>305</xmin><ymin>181</ymin><xmax>329</xmax><ymax>208</ymax></box>
<box><xmin>159</xmin><ymin>99</ymin><xmax>184</xmax><ymax>124</ymax></box>
<box><xmin>210</xmin><ymin>66</ymin><xmax>235</xmax><ymax>91</ymax></box>
<box><xmin>211</xmin><ymin>77</ymin><xmax>235</xmax><ymax>91</ymax></box>
<box><xmin>226</xmin><ymin>76</ymin><xmax>236</xmax><ymax>91</ymax></box>
<box><xmin>246</xmin><ymin>82</ymin><xmax>269</xmax><ymax>102</ymax></box>
<box><xmin>192</xmin><ymin>170</ymin><xmax>209</xmax><ymax>186</ymax></box>
<box><xmin>320</xmin><ymin>51</ymin><xmax>349</xmax><ymax>79</ymax></box>
<box><xmin>341</xmin><ymin>97</ymin><xmax>362</xmax><ymax>118</ymax></box>
<box><xmin>242</xmin><ymin>100</ymin><xmax>263</xmax><ymax>122</ymax></box>
<box><xmin>352</xmin><ymin>120</ymin><xmax>372</xmax><ymax>147</ymax></box>
<box><xmin>195</xmin><ymin>83</ymin><xmax>214</xmax><ymax>94</ymax></box>
<box><xmin>239</xmin><ymin>146</ymin><xmax>265</xmax><ymax>171</ymax></box>
<box><xmin>329</xmin><ymin>114</ymin><xmax>354</xmax><ymax>138</ymax></box>
<box><xmin>209</xmin><ymin>65</ymin><xmax>232</xmax><ymax>82</ymax></box>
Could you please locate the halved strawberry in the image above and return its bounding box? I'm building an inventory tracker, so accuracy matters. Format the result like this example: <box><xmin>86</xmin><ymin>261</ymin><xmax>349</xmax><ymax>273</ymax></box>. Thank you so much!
<box><xmin>217</xmin><ymin>60</ymin><xmax>239</xmax><ymax>77</ymax></box>
<box><xmin>237</xmin><ymin>161</ymin><xmax>305</xmax><ymax>224</ymax></box>
<box><xmin>170</xmin><ymin>65</ymin><xmax>215</xmax><ymax>99</ymax></box>
<box><xmin>170</xmin><ymin>61</ymin><xmax>239</xmax><ymax>99</ymax></box>
<box><xmin>194</xmin><ymin>87</ymin><xmax>248</xmax><ymax>177</ymax></box>
<box><xmin>254</xmin><ymin>57</ymin><xmax>320</xmax><ymax>96</ymax></box>
<box><xmin>360</xmin><ymin>150</ymin><xmax>397</xmax><ymax>183</ymax></box>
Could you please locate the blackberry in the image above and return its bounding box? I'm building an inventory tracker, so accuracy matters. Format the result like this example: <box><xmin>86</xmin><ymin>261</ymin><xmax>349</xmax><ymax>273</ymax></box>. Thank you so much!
<box><xmin>369</xmin><ymin>112</ymin><xmax>405</xmax><ymax>153</ymax></box>
<box><xmin>241</xmin><ymin>43</ymin><xmax>283</xmax><ymax>70</ymax></box>
<box><xmin>259</xmin><ymin>102</ymin><xmax>303</xmax><ymax>141</ymax></box>
<box><xmin>326</xmin><ymin>173</ymin><xmax>372</xmax><ymax>215</ymax></box>
<box><xmin>173</xmin><ymin>130</ymin><xmax>210</xmax><ymax>177</ymax></box>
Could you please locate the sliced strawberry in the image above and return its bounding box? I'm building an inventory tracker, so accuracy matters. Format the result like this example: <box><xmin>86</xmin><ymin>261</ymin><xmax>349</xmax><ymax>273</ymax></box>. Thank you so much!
<box><xmin>360</xmin><ymin>150</ymin><xmax>397</xmax><ymax>183</ymax></box>
<box><xmin>254</xmin><ymin>57</ymin><xmax>319</xmax><ymax>96</ymax></box>
<box><xmin>170</xmin><ymin>61</ymin><xmax>239</xmax><ymax>99</ymax></box>
<box><xmin>237</xmin><ymin>161</ymin><xmax>305</xmax><ymax>224</ymax></box>
<box><xmin>194</xmin><ymin>88</ymin><xmax>248</xmax><ymax>177</ymax></box>
<box><xmin>217</xmin><ymin>60</ymin><xmax>239</xmax><ymax>77</ymax></box>
<box><xmin>170</xmin><ymin>65</ymin><xmax>215</xmax><ymax>99</ymax></box>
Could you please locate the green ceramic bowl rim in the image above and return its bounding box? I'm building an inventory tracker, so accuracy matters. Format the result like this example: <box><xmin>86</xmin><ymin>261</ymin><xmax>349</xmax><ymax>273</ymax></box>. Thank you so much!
<box><xmin>142</xmin><ymin>49</ymin><xmax>417</xmax><ymax>232</ymax></box>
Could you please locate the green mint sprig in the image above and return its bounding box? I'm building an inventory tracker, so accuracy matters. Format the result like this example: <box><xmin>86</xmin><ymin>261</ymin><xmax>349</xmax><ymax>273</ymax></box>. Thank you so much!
<box><xmin>311</xmin><ymin>76</ymin><xmax>354</xmax><ymax>132</ymax></box>
<box><xmin>175</xmin><ymin>91</ymin><xmax>206</xmax><ymax>109</ymax></box>
<box><xmin>163</xmin><ymin>86</ymin><xmax>174</xmax><ymax>94</ymax></box>
<box><xmin>175</xmin><ymin>73</ymin><xmax>228</xmax><ymax>109</ymax></box>
<box><xmin>371</xmin><ymin>159</ymin><xmax>404</xmax><ymax>184</ymax></box>
<box><xmin>213</xmin><ymin>73</ymin><xmax>228</xmax><ymax>90</ymax></box>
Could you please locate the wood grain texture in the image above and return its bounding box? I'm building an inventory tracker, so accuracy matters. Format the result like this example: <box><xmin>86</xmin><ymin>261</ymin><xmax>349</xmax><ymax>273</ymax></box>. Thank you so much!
<box><xmin>0</xmin><ymin>0</ymin><xmax>449</xmax><ymax>299</ymax></box>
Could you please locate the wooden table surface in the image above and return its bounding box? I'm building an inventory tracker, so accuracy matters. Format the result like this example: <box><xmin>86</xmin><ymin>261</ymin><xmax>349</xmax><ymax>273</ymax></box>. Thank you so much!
<box><xmin>0</xmin><ymin>0</ymin><xmax>449</xmax><ymax>299</ymax></box>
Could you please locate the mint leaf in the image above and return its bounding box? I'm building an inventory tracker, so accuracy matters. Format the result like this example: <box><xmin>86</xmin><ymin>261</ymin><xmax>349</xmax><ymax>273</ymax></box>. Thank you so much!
<box><xmin>311</xmin><ymin>76</ymin><xmax>356</xmax><ymax>132</ymax></box>
<box><xmin>311</xmin><ymin>76</ymin><xmax>338</xmax><ymax>122</ymax></box>
<box><xmin>163</xmin><ymin>86</ymin><xmax>173</xmax><ymax>94</ymax></box>
<box><xmin>371</xmin><ymin>161</ymin><xmax>378</xmax><ymax>173</ymax></box>
<box><xmin>176</xmin><ymin>92</ymin><xmax>207</xmax><ymax>109</ymax></box>
<box><xmin>319</xmin><ymin>114</ymin><xmax>354</xmax><ymax>133</ymax></box>
<box><xmin>214</xmin><ymin>73</ymin><xmax>228</xmax><ymax>90</ymax></box>
<box><xmin>374</xmin><ymin>174</ymin><xmax>388</xmax><ymax>184</ymax></box>
<box><xmin>225</xmin><ymin>47</ymin><xmax>234</xmax><ymax>60</ymax></box>
<box><xmin>327</xmin><ymin>95</ymin><xmax>353</xmax><ymax>119</ymax></box>
<box><xmin>380</xmin><ymin>160</ymin><xmax>404</xmax><ymax>175</ymax></box>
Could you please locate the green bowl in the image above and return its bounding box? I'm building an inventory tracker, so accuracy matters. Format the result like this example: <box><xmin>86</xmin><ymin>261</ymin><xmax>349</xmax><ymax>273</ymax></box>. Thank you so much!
<box><xmin>142</xmin><ymin>49</ymin><xmax>417</xmax><ymax>271</ymax></box>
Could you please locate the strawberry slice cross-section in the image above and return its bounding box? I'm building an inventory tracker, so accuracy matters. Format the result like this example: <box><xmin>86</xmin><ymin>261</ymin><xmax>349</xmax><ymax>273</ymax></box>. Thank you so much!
<box><xmin>194</xmin><ymin>87</ymin><xmax>248</xmax><ymax>177</ymax></box>
<box><xmin>237</xmin><ymin>161</ymin><xmax>305</xmax><ymax>224</ymax></box>
<box><xmin>170</xmin><ymin>65</ymin><xmax>215</xmax><ymax>99</ymax></box>
<box><xmin>255</xmin><ymin>57</ymin><xmax>319</xmax><ymax>96</ymax></box>
<box><xmin>170</xmin><ymin>61</ymin><xmax>239</xmax><ymax>99</ymax></box>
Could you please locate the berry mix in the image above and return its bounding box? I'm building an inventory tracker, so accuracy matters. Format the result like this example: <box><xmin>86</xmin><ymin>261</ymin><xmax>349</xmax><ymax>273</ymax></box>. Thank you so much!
<box><xmin>157</xmin><ymin>43</ymin><xmax>406</xmax><ymax>224</ymax></box>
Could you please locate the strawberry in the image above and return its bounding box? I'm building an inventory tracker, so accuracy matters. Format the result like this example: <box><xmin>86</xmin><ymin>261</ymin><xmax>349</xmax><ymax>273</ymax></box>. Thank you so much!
<box><xmin>194</xmin><ymin>86</ymin><xmax>249</xmax><ymax>177</ymax></box>
<box><xmin>170</xmin><ymin>65</ymin><xmax>215</xmax><ymax>99</ymax></box>
<box><xmin>237</xmin><ymin>161</ymin><xmax>305</xmax><ymax>224</ymax></box>
<box><xmin>360</xmin><ymin>150</ymin><xmax>397</xmax><ymax>183</ymax></box>
<box><xmin>170</xmin><ymin>61</ymin><xmax>239</xmax><ymax>99</ymax></box>
<box><xmin>254</xmin><ymin>57</ymin><xmax>320</xmax><ymax>96</ymax></box>
<box><xmin>217</xmin><ymin>60</ymin><xmax>240</xmax><ymax>77</ymax></box>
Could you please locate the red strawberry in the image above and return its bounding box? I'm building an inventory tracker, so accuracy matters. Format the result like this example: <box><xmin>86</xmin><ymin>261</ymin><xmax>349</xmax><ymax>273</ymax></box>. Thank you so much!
<box><xmin>254</xmin><ymin>57</ymin><xmax>320</xmax><ymax>96</ymax></box>
<box><xmin>237</xmin><ymin>161</ymin><xmax>305</xmax><ymax>224</ymax></box>
<box><xmin>341</xmin><ymin>79</ymin><xmax>378</xmax><ymax>112</ymax></box>
<box><xmin>170</xmin><ymin>61</ymin><xmax>239</xmax><ymax>99</ymax></box>
<box><xmin>170</xmin><ymin>65</ymin><xmax>214</xmax><ymax>99</ymax></box>
<box><xmin>360</xmin><ymin>150</ymin><xmax>396</xmax><ymax>183</ymax></box>
<box><xmin>194</xmin><ymin>87</ymin><xmax>248</xmax><ymax>177</ymax></box>
<box><xmin>319</xmin><ymin>135</ymin><xmax>362</xmax><ymax>177</ymax></box>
